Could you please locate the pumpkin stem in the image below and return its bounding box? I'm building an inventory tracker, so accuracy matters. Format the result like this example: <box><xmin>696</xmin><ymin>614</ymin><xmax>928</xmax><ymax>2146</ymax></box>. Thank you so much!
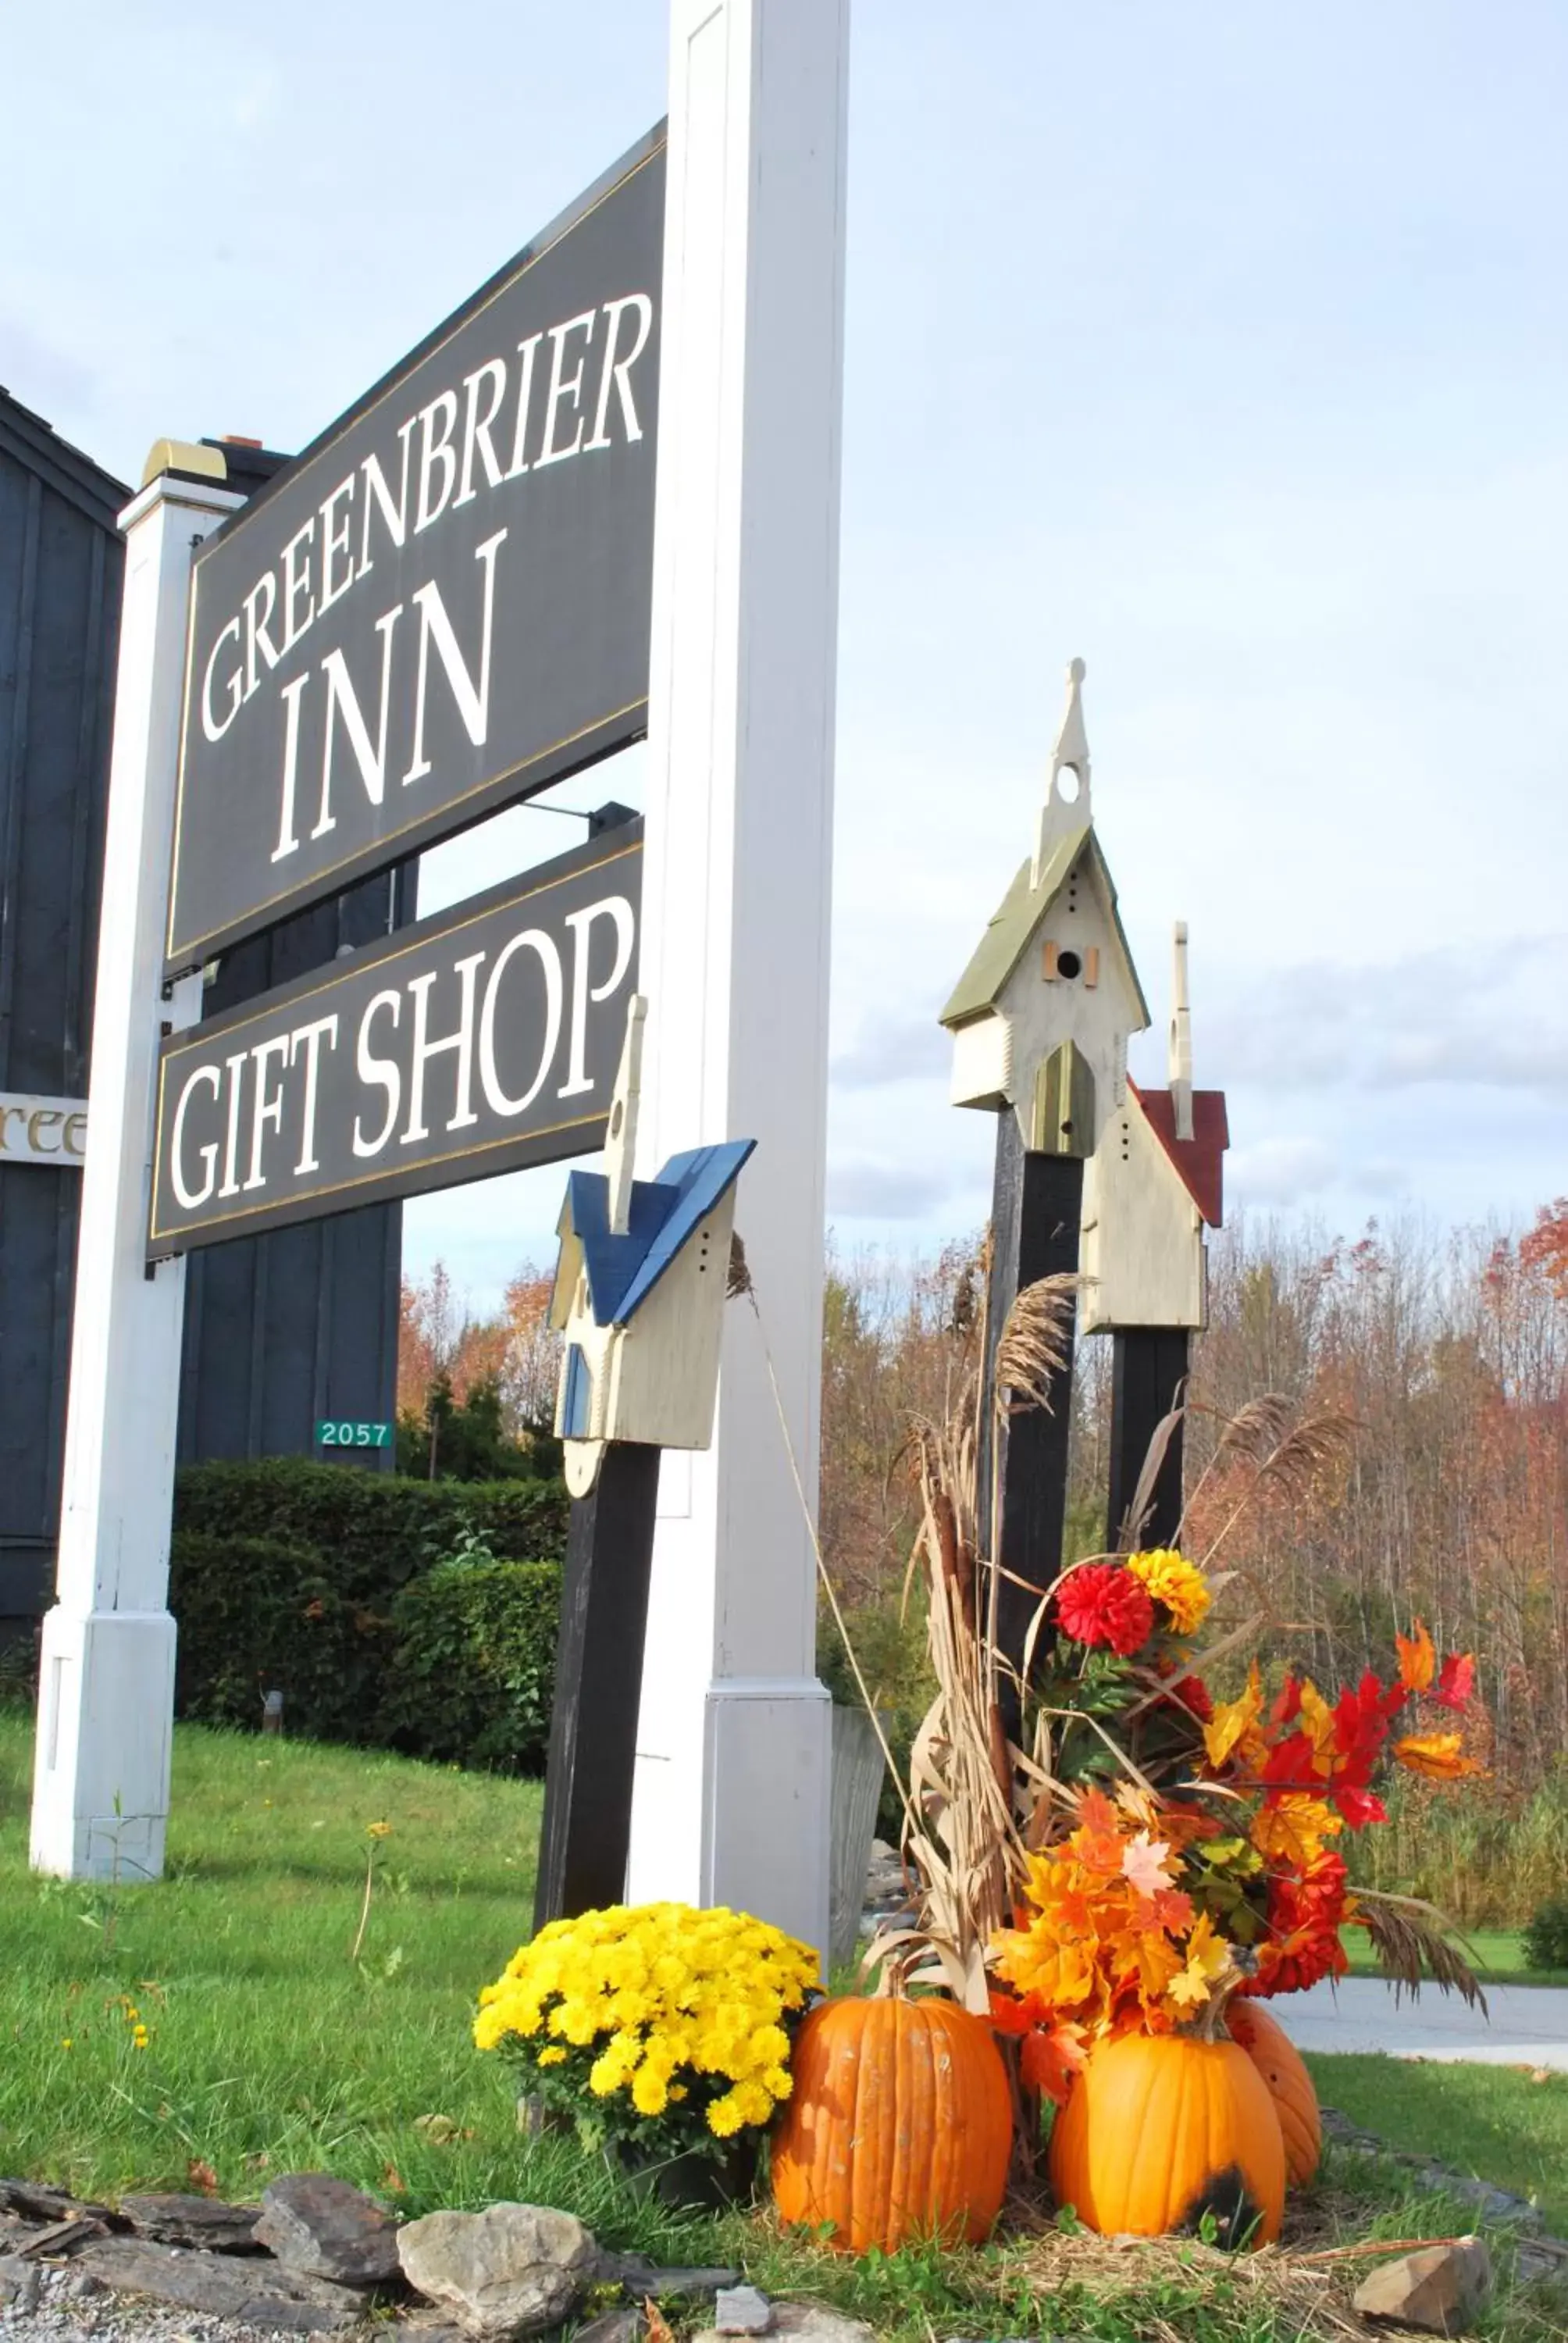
<box><xmin>1180</xmin><ymin>1953</ymin><xmax>1255</xmax><ymax>2043</ymax></box>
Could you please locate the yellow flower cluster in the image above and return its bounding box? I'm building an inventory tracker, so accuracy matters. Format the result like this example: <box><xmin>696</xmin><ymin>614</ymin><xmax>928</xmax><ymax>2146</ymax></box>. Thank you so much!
<box><xmin>1128</xmin><ymin>1547</ymin><xmax>1211</xmax><ymax>1637</ymax></box>
<box><xmin>476</xmin><ymin>1901</ymin><xmax>818</xmax><ymax>2138</ymax></box>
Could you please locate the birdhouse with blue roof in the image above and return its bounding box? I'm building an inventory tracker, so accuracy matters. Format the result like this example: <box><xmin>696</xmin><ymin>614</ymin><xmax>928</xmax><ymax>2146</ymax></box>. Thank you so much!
<box><xmin>549</xmin><ymin>997</ymin><xmax>755</xmax><ymax>1496</ymax></box>
<box><xmin>939</xmin><ymin>658</ymin><xmax>1149</xmax><ymax>1160</ymax></box>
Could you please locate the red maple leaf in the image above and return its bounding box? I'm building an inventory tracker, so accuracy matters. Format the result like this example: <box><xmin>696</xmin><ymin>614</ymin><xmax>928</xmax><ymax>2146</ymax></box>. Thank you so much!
<box><xmin>1434</xmin><ymin>1653</ymin><xmax>1476</xmax><ymax>1712</ymax></box>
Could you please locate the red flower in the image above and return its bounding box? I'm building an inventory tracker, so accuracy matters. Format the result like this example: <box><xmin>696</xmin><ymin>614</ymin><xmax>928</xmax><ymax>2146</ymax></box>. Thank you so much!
<box><xmin>1057</xmin><ymin>1564</ymin><xmax>1156</xmax><ymax>1657</ymax></box>
<box><xmin>1171</xmin><ymin>1674</ymin><xmax>1213</xmax><ymax>1722</ymax></box>
<box><xmin>1242</xmin><ymin>1849</ymin><xmax>1350</xmax><ymax>1999</ymax></box>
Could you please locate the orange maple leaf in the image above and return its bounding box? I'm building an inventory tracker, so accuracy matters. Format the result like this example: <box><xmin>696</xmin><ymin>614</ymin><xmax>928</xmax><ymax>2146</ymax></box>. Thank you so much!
<box><xmin>1395</xmin><ymin>1620</ymin><xmax>1436</xmax><ymax>1693</ymax></box>
<box><xmin>1392</xmin><ymin>1731</ymin><xmax>1477</xmax><ymax>1781</ymax></box>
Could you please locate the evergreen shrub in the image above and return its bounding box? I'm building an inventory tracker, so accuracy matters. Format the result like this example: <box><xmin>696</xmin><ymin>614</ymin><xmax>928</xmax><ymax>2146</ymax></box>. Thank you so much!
<box><xmin>383</xmin><ymin>1556</ymin><xmax>561</xmax><ymax>1774</ymax></box>
<box><xmin>1523</xmin><ymin>1895</ymin><xmax>1568</xmax><ymax>1972</ymax></box>
<box><xmin>169</xmin><ymin>1460</ymin><xmax>569</xmax><ymax>1768</ymax></box>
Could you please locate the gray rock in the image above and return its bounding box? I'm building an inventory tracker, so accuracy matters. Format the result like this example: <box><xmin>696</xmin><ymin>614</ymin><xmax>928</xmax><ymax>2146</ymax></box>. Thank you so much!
<box><xmin>397</xmin><ymin>2202</ymin><xmax>597</xmax><ymax>2340</ymax></box>
<box><xmin>74</xmin><ymin>2236</ymin><xmax>363</xmax><ymax>2333</ymax></box>
<box><xmin>694</xmin><ymin>2309</ymin><xmax>875</xmax><ymax>2343</ymax></box>
<box><xmin>573</xmin><ymin>2310</ymin><xmax>646</xmax><ymax>2343</ymax></box>
<box><xmin>119</xmin><ymin>2192</ymin><xmax>262</xmax><ymax>2253</ymax></box>
<box><xmin>0</xmin><ymin>2260</ymin><xmax>41</xmax><ymax>2316</ymax></box>
<box><xmin>0</xmin><ymin>2182</ymin><xmax>115</xmax><ymax>2227</ymax></box>
<box><xmin>61</xmin><ymin>2270</ymin><xmax>106</xmax><ymax>2302</ymax></box>
<box><xmin>256</xmin><ymin>2172</ymin><xmax>401</xmax><ymax>2285</ymax></box>
<box><xmin>595</xmin><ymin>2248</ymin><xmax>739</xmax><ymax>2295</ymax></box>
<box><xmin>1352</xmin><ymin>2236</ymin><xmax>1493</xmax><ymax>2333</ymax></box>
<box><xmin>715</xmin><ymin>2283</ymin><xmax>774</xmax><ymax>2334</ymax></box>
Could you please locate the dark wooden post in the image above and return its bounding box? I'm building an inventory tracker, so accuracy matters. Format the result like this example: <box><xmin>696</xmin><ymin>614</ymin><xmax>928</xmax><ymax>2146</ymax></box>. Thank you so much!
<box><xmin>978</xmin><ymin>1111</ymin><xmax>1084</xmax><ymax>1722</ymax></box>
<box><xmin>533</xmin><ymin>1443</ymin><xmax>663</xmax><ymax>1929</ymax></box>
<box><xmin>1107</xmin><ymin>1328</ymin><xmax>1188</xmax><ymax>1551</ymax></box>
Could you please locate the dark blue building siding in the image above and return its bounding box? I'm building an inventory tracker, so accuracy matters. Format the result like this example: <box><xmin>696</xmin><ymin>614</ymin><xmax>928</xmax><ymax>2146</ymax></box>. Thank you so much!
<box><xmin>0</xmin><ymin>390</ymin><xmax>404</xmax><ymax>1631</ymax></box>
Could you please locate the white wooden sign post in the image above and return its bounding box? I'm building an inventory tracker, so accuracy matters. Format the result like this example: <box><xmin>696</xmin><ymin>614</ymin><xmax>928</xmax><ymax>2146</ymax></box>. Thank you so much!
<box><xmin>629</xmin><ymin>0</ymin><xmax>850</xmax><ymax>1960</ymax></box>
<box><xmin>30</xmin><ymin>465</ymin><xmax>243</xmax><ymax>1880</ymax></box>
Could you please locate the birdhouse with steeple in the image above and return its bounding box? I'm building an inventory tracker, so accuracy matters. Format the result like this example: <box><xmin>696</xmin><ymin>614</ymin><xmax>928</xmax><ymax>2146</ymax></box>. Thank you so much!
<box><xmin>549</xmin><ymin>996</ymin><xmax>755</xmax><ymax>1496</ymax></box>
<box><xmin>1081</xmin><ymin>922</ymin><xmax>1228</xmax><ymax>1332</ymax></box>
<box><xmin>939</xmin><ymin>658</ymin><xmax>1149</xmax><ymax>1161</ymax></box>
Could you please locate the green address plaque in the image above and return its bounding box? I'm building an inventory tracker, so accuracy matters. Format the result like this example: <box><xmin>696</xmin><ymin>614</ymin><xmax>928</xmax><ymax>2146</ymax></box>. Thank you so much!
<box><xmin>315</xmin><ymin>1420</ymin><xmax>392</xmax><ymax>1450</ymax></box>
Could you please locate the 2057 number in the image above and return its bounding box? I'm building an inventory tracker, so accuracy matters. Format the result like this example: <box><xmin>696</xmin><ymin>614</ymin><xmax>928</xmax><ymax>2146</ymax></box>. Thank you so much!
<box><xmin>317</xmin><ymin>1421</ymin><xmax>391</xmax><ymax>1448</ymax></box>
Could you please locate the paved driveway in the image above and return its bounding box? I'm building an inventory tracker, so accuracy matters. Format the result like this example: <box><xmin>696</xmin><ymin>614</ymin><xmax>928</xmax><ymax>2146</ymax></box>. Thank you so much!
<box><xmin>1270</xmin><ymin>1975</ymin><xmax>1568</xmax><ymax>2070</ymax></box>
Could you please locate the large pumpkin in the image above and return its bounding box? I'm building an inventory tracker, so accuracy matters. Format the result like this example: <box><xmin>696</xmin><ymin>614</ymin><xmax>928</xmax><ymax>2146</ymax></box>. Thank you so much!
<box><xmin>1048</xmin><ymin>2028</ymin><xmax>1286</xmax><ymax>2248</ymax></box>
<box><xmin>771</xmin><ymin>1995</ymin><xmax>1012</xmax><ymax>2253</ymax></box>
<box><xmin>1227</xmin><ymin>2001</ymin><xmax>1320</xmax><ymax>2185</ymax></box>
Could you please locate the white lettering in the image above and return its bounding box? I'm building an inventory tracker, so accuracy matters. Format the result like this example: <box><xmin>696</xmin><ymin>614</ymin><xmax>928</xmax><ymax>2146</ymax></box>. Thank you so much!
<box><xmin>504</xmin><ymin>333</ymin><xmax>543</xmax><ymax>479</ymax></box>
<box><xmin>359</xmin><ymin>419</ymin><xmax>417</xmax><ymax>576</ymax></box>
<box><xmin>312</xmin><ymin>607</ymin><xmax>404</xmax><ymax>839</ymax></box>
<box><xmin>585</xmin><ymin>293</ymin><xmax>654</xmax><ymax>450</ymax></box>
<box><xmin>280</xmin><ymin>518</ymin><xmax>316</xmax><ymax>654</ymax></box>
<box><xmin>402</xmin><ymin>954</ymin><xmax>485</xmax><ymax>1143</ymax></box>
<box><xmin>414</xmin><ymin>390</ymin><xmax>460</xmax><ymax>533</ymax></box>
<box><xmin>242</xmin><ymin>572</ymin><xmax>281</xmax><ymax>701</ymax></box>
<box><xmin>244</xmin><ymin>1033</ymin><xmax>291</xmax><ymax>1190</ymax></box>
<box><xmin>479</xmin><ymin>929</ymin><xmax>562</xmax><ymax>1115</ymax></box>
<box><xmin>534</xmin><ymin>310</ymin><xmax>596</xmax><ymax>467</ymax></box>
<box><xmin>169</xmin><ymin>1065</ymin><xmax>222</xmax><ymax>1209</ymax></box>
<box><xmin>289</xmin><ymin>1015</ymin><xmax>340</xmax><ymax>1174</ymax></box>
<box><xmin>559</xmin><ymin>894</ymin><xmax>636</xmax><ymax>1096</ymax></box>
<box><xmin>318</xmin><ymin>476</ymin><xmax>356</xmax><ymax>613</ymax></box>
<box><xmin>270</xmin><ymin>672</ymin><xmax>311</xmax><ymax>861</ymax></box>
<box><xmin>218</xmin><ymin>1050</ymin><xmax>248</xmax><ymax>1198</ymax></box>
<box><xmin>352</xmin><ymin>991</ymin><xmax>402</xmax><ymax>1156</ymax></box>
<box><xmin>201</xmin><ymin>616</ymin><xmax>244</xmax><ymax>742</ymax></box>
<box><xmin>454</xmin><ymin>358</ymin><xmax>508</xmax><ymax>507</ymax></box>
<box><xmin>401</xmin><ymin>529</ymin><xmax>507</xmax><ymax>784</ymax></box>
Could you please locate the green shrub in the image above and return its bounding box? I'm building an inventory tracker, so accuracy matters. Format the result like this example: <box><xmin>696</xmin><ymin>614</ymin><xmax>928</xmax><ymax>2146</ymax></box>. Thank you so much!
<box><xmin>169</xmin><ymin>1532</ymin><xmax>398</xmax><ymax>1742</ymax></box>
<box><xmin>174</xmin><ymin>1458</ymin><xmax>568</xmax><ymax>1586</ymax></box>
<box><xmin>383</xmin><ymin>1557</ymin><xmax>561</xmax><ymax>1774</ymax></box>
<box><xmin>1523</xmin><ymin>1895</ymin><xmax>1568</xmax><ymax>1972</ymax></box>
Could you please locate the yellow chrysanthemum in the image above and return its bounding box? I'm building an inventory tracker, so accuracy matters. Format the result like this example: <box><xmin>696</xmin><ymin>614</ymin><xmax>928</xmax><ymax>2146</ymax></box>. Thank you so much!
<box><xmin>1128</xmin><ymin>1547</ymin><xmax>1211</xmax><ymax>1636</ymax></box>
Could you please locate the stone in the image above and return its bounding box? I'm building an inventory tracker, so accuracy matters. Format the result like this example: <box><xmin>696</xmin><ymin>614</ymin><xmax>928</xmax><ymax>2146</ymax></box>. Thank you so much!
<box><xmin>62</xmin><ymin>2270</ymin><xmax>107</xmax><ymax>2302</ymax></box>
<box><xmin>257</xmin><ymin>2171</ymin><xmax>402</xmax><ymax>2285</ymax></box>
<box><xmin>693</xmin><ymin>2309</ymin><xmax>875</xmax><ymax>2343</ymax></box>
<box><xmin>715</xmin><ymin>2283</ymin><xmax>774</xmax><ymax>2333</ymax></box>
<box><xmin>0</xmin><ymin>2258</ymin><xmax>41</xmax><ymax>2316</ymax></box>
<box><xmin>74</xmin><ymin>2235</ymin><xmax>364</xmax><ymax>2333</ymax></box>
<box><xmin>1352</xmin><ymin>2236</ymin><xmax>1493</xmax><ymax>2334</ymax></box>
<box><xmin>119</xmin><ymin>2190</ymin><xmax>262</xmax><ymax>2252</ymax></box>
<box><xmin>397</xmin><ymin>2202</ymin><xmax>599</xmax><ymax>2340</ymax></box>
<box><xmin>11</xmin><ymin>2213</ymin><xmax>105</xmax><ymax>2257</ymax></box>
<box><xmin>574</xmin><ymin>2310</ymin><xmax>647</xmax><ymax>2343</ymax></box>
<box><xmin>596</xmin><ymin>2248</ymin><xmax>739</xmax><ymax>2295</ymax></box>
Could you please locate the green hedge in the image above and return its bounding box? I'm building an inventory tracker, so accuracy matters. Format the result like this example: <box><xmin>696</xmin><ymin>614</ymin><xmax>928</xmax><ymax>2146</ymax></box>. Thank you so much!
<box><xmin>169</xmin><ymin>1460</ymin><xmax>569</xmax><ymax>1768</ymax></box>
<box><xmin>382</xmin><ymin>1559</ymin><xmax>561</xmax><ymax>1774</ymax></box>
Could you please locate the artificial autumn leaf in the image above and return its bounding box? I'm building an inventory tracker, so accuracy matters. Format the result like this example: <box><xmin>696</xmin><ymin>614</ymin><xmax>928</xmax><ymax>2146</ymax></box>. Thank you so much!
<box><xmin>1434</xmin><ymin>1651</ymin><xmax>1476</xmax><ymax>1712</ymax></box>
<box><xmin>186</xmin><ymin>2158</ymin><xmax>219</xmax><ymax>2198</ymax></box>
<box><xmin>1121</xmin><ymin>1831</ymin><xmax>1174</xmax><ymax>1900</ymax></box>
<box><xmin>1395</xmin><ymin>1620</ymin><xmax>1437</xmax><ymax>1693</ymax></box>
<box><xmin>1203</xmin><ymin>1666</ymin><xmax>1264</xmax><ymax>1768</ymax></box>
<box><xmin>1166</xmin><ymin>1913</ymin><xmax>1232</xmax><ymax>2011</ymax></box>
<box><xmin>1249</xmin><ymin>1794</ymin><xmax>1342</xmax><ymax>1868</ymax></box>
<box><xmin>381</xmin><ymin>2164</ymin><xmax>407</xmax><ymax>2196</ymax></box>
<box><xmin>1335</xmin><ymin>1785</ymin><xmax>1388</xmax><ymax>1829</ymax></box>
<box><xmin>643</xmin><ymin>2301</ymin><xmax>677</xmax><ymax>2343</ymax></box>
<box><xmin>1020</xmin><ymin>2020</ymin><xmax>1088</xmax><ymax>2106</ymax></box>
<box><xmin>1393</xmin><ymin>1731</ymin><xmax>1477</xmax><ymax>1781</ymax></box>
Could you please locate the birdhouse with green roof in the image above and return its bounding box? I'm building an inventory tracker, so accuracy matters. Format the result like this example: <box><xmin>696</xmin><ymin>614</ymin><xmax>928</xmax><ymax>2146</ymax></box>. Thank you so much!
<box><xmin>939</xmin><ymin>658</ymin><xmax>1149</xmax><ymax>1159</ymax></box>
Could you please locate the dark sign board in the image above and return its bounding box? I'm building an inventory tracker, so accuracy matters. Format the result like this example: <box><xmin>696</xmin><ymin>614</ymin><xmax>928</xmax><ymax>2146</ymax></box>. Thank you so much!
<box><xmin>165</xmin><ymin>127</ymin><xmax>665</xmax><ymax>976</ymax></box>
<box><xmin>148</xmin><ymin>826</ymin><xmax>641</xmax><ymax>1256</ymax></box>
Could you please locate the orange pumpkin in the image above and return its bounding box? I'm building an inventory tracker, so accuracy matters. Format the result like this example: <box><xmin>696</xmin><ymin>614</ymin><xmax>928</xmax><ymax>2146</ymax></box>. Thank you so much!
<box><xmin>1048</xmin><ymin>2027</ymin><xmax>1286</xmax><ymax>2248</ymax></box>
<box><xmin>771</xmin><ymin>1995</ymin><xmax>1012</xmax><ymax>2254</ymax></box>
<box><xmin>1227</xmin><ymin>2001</ymin><xmax>1320</xmax><ymax>2184</ymax></box>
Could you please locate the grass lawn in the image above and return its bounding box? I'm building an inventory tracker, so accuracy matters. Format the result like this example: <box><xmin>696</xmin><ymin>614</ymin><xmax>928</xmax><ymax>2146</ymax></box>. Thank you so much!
<box><xmin>2</xmin><ymin>1710</ymin><xmax>1564</xmax><ymax>2341</ymax></box>
<box><xmin>1303</xmin><ymin>2050</ymin><xmax>1568</xmax><ymax>2236</ymax></box>
<box><xmin>1343</xmin><ymin>1924</ymin><xmax>1568</xmax><ymax>1989</ymax></box>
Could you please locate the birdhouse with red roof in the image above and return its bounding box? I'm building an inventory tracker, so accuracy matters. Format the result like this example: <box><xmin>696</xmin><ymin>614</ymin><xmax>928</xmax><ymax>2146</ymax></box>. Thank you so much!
<box><xmin>1081</xmin><ymin>922</ymin><xmax>1228</xmax><ymax>1332</ymax></box>
<box><xmin>939</xmin><ymin>658</ymin><xmax>1149</xmax><ymax>1160</ymax></box>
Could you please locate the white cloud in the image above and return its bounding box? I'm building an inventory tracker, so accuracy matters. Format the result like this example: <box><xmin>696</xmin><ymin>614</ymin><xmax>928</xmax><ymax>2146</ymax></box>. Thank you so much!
<box><xmin>831</xmin><ymin>1011</ymin><xmax>948</xmax><ymax>1090</ymax></box>
<box><xmin>1228</xmin><ymin>1136</ymin><xmax>1337</xmax><ymax>1206</ymax></box>
<box><xmin>826</xmin><ymin>1159</ymin><xmax>963</xmax><ymax>1221</ymax></box>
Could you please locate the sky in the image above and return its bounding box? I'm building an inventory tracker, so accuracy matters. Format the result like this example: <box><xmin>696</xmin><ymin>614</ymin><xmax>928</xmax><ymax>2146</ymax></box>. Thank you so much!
<box><xmin>4</xmin><ymin>1</ymin><xmax>1566</xmax><ymax>1312</ymax></box>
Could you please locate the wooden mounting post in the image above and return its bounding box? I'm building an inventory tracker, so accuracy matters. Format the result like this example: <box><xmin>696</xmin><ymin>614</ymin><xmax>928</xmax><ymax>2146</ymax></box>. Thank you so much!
<box><xmin>1107</xmin><ymin>1328</ymin><xmax>1188</xmax><ymax>1550</ymax></box>
<box><xmin>533</xmin><ymin>1442</ymin><xmax>663</xmax><ymax>1927</ymax></box>
<box><xmin>978</xmin><ymin>1114</ymin><xmax>1084</xmax><ymax>1724</ymax></box>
